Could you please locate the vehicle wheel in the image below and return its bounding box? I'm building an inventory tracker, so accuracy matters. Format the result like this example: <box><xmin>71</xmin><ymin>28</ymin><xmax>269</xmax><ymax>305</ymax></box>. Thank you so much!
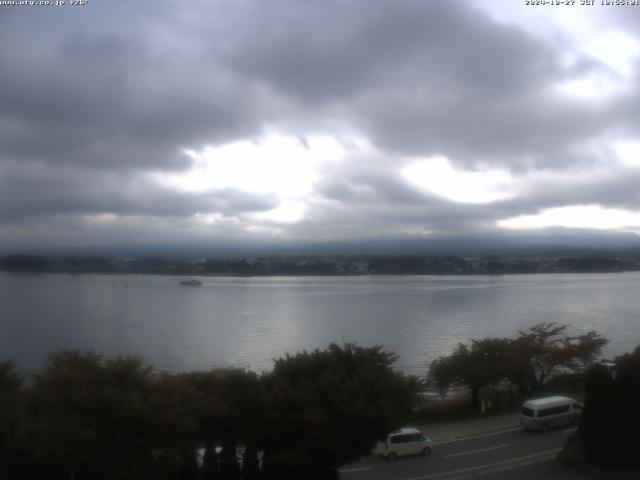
<box><xmin>422</xmin><ymin>447</ymin><xmax>432</xmax><ymax>456</ymax></box>
<box><xmin>541</xmin><ymin>423</ymin><xmax>549</xmax><ymax>432</ymax></box>
<box><xmin>387</xmin><ymin>452</ymin><xmax>397</xmax><ymax>460</ymax></box>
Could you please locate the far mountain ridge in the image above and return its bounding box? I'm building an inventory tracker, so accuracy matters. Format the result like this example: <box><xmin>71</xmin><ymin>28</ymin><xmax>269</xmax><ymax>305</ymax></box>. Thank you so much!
<box><xmin>3</xmin><ymin>228</ymin><xmax>639</xmax><ymax>259</ymax></box>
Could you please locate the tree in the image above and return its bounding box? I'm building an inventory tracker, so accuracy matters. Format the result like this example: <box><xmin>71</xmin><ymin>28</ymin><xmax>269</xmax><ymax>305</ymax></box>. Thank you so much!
<box><xmin>579</xmin><ymin>345</ymin><xmax>640</xmax><ymax>467</ymax></box>
<box><xmin>201</xmin><ymin>432</ymin><xmax>219</xmax><ymax>480</ymax></box>
<box><xmin>261</xmin><ymin>343</ymin><xmax>417</xmax><ymax>479</ymax></box>
<box><xmin>580</xmin><ymin>364</ymin><xmax>615</xmax><ymax>465</ymax></box>
<box><xmin>428</xmin><ymin>323</ymin><xmax>608</xmax><ymax>410</ymax></box>
<box><xmin>214</xmin><ymin>370</ymin><xmax>264</xmax><ymax>480</ymax></box>
<box><xmin>429</xmin><ymin>338</ymin><xmax>512</xmax><ymax>412</ymax></box>
<box><xmin>146</xmin><ymin>372</ymin><xmax>200</xmax><ymax>480</ymax></box>
<box><xmin>0</xmin><ymin>254</ymin><xmax>48</xmax><ymax>272</ymax></box>
<box><xmin>0</xmin><ymin>361</ymin><xmax>24</xmax><ymax>477</ymax></box>
<box><xmin>241</xmin><ymin>443</ymin><xmax>260</xmax><ymax>480</ymax></box>
<box><xmin>513</xmin><ymin>323</ymin><xmax>607</xmax><ymax>395</ymax></box>
<box><xmin>219</xmin><ymin>430</ymin><xmax>240</xmax><ymax>480</ymax></box>
<box><xmin>184</xmin><ymin>368</ymin><xmax>266</xmax><ymax>480</ymax></box>
<box><xmin>181</xmin><ymin>371</ymin><xmax>225</xmax><ymax>480</ymax></box>
<box><xmin>27</xmin><ymin>351</ymin><xmax>157</xmax><ymax>480</ymax></box>
<box><xmin>609</xmin><ymin>346</ymin><xmax>640</xmax><ymax>466</ymax></box>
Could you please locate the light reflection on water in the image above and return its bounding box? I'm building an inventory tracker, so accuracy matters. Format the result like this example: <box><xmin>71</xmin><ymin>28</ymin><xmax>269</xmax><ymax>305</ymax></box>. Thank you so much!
<box><xmin>1</xmin><ymin>272</ymin><xmax>639</xmax><ymax>377</ymax></box>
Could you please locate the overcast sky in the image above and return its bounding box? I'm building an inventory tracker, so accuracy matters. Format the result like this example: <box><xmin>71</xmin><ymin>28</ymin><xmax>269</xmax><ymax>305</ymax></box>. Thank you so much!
<box><xmin>2</xmin><ymin>0</ymin><xmax>640</xmax><ymax>251</ymax></box>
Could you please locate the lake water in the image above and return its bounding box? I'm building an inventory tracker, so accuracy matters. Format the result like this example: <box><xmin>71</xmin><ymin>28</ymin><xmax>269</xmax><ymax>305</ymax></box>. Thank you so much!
<box><xmin>1</xmin><ymin>272</ymin><xmax>639</xmax><ymax>377</ymax></box>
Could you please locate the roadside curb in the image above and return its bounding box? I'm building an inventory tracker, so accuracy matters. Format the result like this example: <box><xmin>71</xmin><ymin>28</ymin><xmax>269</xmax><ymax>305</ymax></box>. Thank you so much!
<box><xmin>432</xmin><ymin>426</ymin><xmax>522</xmax><ymax>446</ymax></box>
<box><xmin>416</xmin><ymin>412</ymin><xmax>521</xmax><ymax>445</ymax></box>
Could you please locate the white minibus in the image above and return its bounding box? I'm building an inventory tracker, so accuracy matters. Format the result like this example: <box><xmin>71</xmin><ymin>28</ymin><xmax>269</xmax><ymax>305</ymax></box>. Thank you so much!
<box><xmin>520</xmin><ymin>395</ymin><xmax>582</xmax><ymax>432</ymax></box>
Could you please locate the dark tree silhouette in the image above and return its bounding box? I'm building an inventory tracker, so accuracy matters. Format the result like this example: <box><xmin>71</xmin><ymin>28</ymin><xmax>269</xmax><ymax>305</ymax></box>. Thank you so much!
<box><xmin>0</xmin><ymin>361</ymin><xmax>24</xmax><ymax>477</ymax></box>
<box><xmin>241</xmin><ymin>442</ymin><xmax>260</xmax><ymax>480</ymax></box>
<box><xmin>261</xmin><ymin>343</ymin><xmax>417</xmax><ymax>479</ymax></box>
<box><xmin>429</xmin><ymin>338</ymin><xmax>513</xmax><ymax>412</ymax></box>
<box><xmin>580</xmin><ymin>346</ymin><xmax>640</xmax><ymax>467</ymax></box>
<box><xmin>1</xmin><ymin>344</ymin><xmax>418</xmax><ymax>479</ymax></box>
<box><xmin>429</xmin><ymin>323</ymin><xmax>608</xmax><ymax>411</ymax></box>
<box><xmin>27</xmin><ymin>351</ymin><xmax>156</xmax><ymax>479</ymax></box>
<box><xmin>513</xmin><ymin>323</ymin><xmax>607</xmax><ymax>395</ymax></box>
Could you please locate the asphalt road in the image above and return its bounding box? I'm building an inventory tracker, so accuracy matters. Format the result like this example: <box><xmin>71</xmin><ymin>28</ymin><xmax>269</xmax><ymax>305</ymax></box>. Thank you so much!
<box><xmin>339</xmin><ymin>425</ymin><xmax>576</xmax><ymax>480</ymax></box>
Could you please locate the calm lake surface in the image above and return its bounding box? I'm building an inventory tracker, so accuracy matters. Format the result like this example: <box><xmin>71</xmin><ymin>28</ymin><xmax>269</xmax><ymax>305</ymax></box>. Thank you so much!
<box><xmin>1</xmin><ymin>272</ymin><xmax>639</xmax><ymax>377</ymax></box>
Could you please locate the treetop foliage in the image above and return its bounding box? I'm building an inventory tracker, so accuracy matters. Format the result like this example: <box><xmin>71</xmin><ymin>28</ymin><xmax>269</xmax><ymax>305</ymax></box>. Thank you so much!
<box><xmin>0</xmin><ymin>360</ymin><xmax>22</xmax><ymax>396</ymax></box>
<box><xmin>429</xmin><ymin>322</ymin><xmax>608</xmax><ymax>411</ymax></box>
<box><xmin>261</xmin><ymin>343</ymin><xmax>417</xmax><ymax>477</ymax></box>
<box><xmin>0</xmin><ymin>343</ymin><xmax>416</xmax><ymax>480</ymax></box>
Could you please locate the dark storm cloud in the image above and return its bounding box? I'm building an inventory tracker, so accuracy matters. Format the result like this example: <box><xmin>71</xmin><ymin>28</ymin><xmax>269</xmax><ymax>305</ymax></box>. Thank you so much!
<box><xmin>0</xmin><ymin>2</ymin><xmax>260</xmax><ymax>171</ymax></box>
<box><xmin>220</xmin><ymin>0</ymin><xmax>619</xmax><ymax>171</ymax></box>
<box><xmin>497</xmin><ymin>169</ymin><xmax>640</xmax><ymax>218</ymax></box>
<box><xmin>225</xmin><ymin>0</ymin><xmax>554</xmax><ymax>102</ymax></box>
<box><xmin>0</xmin><ymin>1</ymin><xmax>276</xmax><ymax>246</ymax></box>
<box><xmin>0</xmin><ymin>161</ymin><xmax>277</xmax><ymax>222</ymax></box>
<box><xmin>361</xmin><ymin>92</ymin><xmax>616</xmax><ymax>170</ymax></box>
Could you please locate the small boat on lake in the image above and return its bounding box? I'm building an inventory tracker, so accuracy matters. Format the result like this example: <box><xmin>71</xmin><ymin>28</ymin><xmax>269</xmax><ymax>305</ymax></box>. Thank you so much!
<box><xmin>180</xmin><ymin>279</ymin><xmax>202</xmax><ymax>286</ymax></box>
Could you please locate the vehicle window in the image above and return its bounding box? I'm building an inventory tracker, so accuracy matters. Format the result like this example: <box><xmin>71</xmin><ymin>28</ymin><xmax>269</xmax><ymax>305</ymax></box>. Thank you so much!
<box><xmin>521</xmin><ymin>407</ymin><xmax>534</xmax><ymax>417</ymax></box>
<box><xmin>389</xmin><ymin>433</ymin><xmax>421</xmax><ymax>444</ymax></box>
<box><xmin>538</xmin><ymin>405</ymin><xmax>570</xmax><ymax>417</ymax></box>
<box><xmin>573</xmin><ymin>403</ymin><xmax>582</xmax><ymax>410</ymax></box>
<box><xmin>389</xmin><ymin>435</ymin><xmax>408</xmax><ymax>444</ymax></box>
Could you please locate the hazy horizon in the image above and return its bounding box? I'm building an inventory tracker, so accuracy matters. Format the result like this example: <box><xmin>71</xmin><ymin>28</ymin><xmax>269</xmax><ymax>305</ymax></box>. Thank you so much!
<box><xmin>3</xmin><ymin>228</ymin><xmax>640</xmax><ymax>260</ymax></box>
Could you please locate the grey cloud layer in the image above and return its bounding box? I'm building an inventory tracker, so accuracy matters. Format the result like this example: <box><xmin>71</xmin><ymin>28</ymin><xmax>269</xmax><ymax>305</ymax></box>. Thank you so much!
<box><xmin>1</xmin><ymin>0</ymin><xmax>639</xmax><ymax>248</ymax></box>
<box><xmin>0</xmin><ymin>3</ymin><xmax>260</xmax><ymax>171</ymax></box>
<box><xmin>220</xmin><ymin>0</ymin><xmax>623</xmax><ymax>169</ymax></box>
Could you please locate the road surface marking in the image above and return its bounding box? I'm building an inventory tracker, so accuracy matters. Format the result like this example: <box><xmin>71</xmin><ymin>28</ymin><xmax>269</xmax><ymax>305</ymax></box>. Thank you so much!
<box><xmin>444</xmin><ymin>444</ymin><xmax>508</xmax><ymax>458</ymax></box>
<box><xmin>400</xmin><ymin>448</ymin><xmax>562</xmax><ymax>480</ymax></box>
<box><xmin>339</xmin><ymin>466</ymin><xmax>372</xmax><ymax>473</ymax></box>
<box><xmin>434</xmin><ymin>427</ymin><xmax>522</xmax><ymax>445</ymax></box>
<box><xmin>562</xmin><ymin>427</ymin><xmax>577</xmax><ymax>434</ymax></box>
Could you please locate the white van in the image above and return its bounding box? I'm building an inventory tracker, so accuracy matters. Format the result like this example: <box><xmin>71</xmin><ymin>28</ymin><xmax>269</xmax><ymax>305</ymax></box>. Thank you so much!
<box><xmin>520</xmin><ymin>395</ymin><xmax>582</xmax><ymax>432</ymax></box>
<box><xmin>373</xmin><ymin>427</ymin><xmax>433</xmax><ymax>459</ymax></box>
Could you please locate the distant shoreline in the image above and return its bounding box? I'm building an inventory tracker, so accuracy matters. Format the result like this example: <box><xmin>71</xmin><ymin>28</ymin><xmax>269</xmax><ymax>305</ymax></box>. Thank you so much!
<box><xmin>2</xmin><ymin>252</ymin><xmax>640</xmax><ymax>277</ymax></box>
<box><xmin>3</xmin><ymin>270</ymin><xmax>640</xmax><ymax>277</ymax></box>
